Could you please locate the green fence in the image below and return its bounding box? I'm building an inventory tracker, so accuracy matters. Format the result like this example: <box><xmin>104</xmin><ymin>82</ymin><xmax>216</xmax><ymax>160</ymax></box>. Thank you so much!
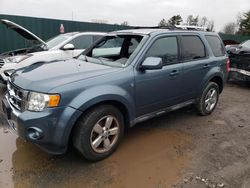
<box><xmin>219</xmin><ymin>33</ymin><xmax>250</xmax><ymax>43</ymax></box>
<box><xmin>1</xmin><ymin>14</ymin><xmax>250</xmax><ymax>53</ymax></box>
<box><xmin>0</xmin><ymin>14</ymin><xmax>130</xmax><ymax>53</ymax></box>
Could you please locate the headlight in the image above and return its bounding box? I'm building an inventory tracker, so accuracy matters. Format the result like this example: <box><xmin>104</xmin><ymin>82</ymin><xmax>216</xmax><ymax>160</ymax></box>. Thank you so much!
<box><xmin>27</xmin><ymin>92</ymin><xmax>60</xmax><ymax>112</ymax></box>
<box><xmin>4</xmin><ymin>55</ymin><xmax>32</xmax><ymax>63</ymax></box>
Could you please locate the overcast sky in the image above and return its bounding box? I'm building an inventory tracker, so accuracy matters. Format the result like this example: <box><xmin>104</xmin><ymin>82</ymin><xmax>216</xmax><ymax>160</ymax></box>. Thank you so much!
<box><xmin>0</xmin><ymin>0</ymin><xmax>249</xmax><ymax>31</ymax></box>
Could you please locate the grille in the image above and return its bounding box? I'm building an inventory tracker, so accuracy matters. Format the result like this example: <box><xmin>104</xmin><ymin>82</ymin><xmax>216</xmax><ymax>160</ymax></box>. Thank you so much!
<box><xmin>7</xmin><ymin>82</ymin><xmax>27</xmax><ymax>111</ymax></box>
<box><xmin>0</xmin><ymin>58</ymin><xmax>4</xmax><ymax>68</ymax></box>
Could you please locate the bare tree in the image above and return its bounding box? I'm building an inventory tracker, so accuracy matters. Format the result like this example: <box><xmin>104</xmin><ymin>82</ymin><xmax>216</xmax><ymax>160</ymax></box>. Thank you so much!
<box><xmin>223</xmin><ymin>22</ymin><xmax>237</xmax><ymax>34</ymax></box>
<box><xmin>121</xmin><ymin>21</ymin><xmax>129</xmax><ymax>26</ymax></box>
<box><xmin>158</xmin><ymin>19</ymin><xmax>168</xmax><ymax>27</ymax></box>
<box><xmin>199</xmin><ymin>16</ymin><xmax>208</xmax><ymax>27</ymax></box>
<box><xmin>186</xmin><ymin>15</ymin><xmax>199</xmax><ymax>26</ymax></box>
<box><xmin>207</xmin><ymin>20</ymin><xmax>215</xmax><ymax>31</ymax></box>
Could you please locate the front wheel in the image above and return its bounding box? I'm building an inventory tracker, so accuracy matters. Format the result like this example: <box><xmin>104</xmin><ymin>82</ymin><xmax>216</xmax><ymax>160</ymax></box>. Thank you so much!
<box><xmin>73</xmin><ymin>105</ymin><xmax>124</xmax><ymax>161</ymax></box>
<box><xmin>196</xmin><ymin>82</ymin><xmax>219</xmax><ymax>116</ymax></box>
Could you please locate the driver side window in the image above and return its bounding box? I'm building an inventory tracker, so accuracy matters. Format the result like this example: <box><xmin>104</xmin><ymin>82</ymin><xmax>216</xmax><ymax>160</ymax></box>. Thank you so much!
<box><xmin>146</xmin><ymin>36</ymin><xmax>178</xmax><ymax>65</ymax></box>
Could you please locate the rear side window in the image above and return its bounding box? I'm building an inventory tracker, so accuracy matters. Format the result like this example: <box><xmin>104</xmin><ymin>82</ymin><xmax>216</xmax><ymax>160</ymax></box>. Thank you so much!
<box><xmin>146</xmin><ymin>36</ymin><xmax>178</xmax><ymax>65</ymax></box>
<box><xmin>205</xmin><ymin>35</ymin><xmax>226</xmax><ymax>57</ymax></box>
<box><xmin>181</xmin><ymin>35</ymin><xmax>206</xmax><ymax>61</ymax></box>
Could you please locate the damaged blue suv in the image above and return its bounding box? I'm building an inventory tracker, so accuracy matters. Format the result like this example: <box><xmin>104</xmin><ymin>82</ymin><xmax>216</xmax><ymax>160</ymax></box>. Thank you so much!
<box><xmin>2</xmin><ymin>28</ymin><xmax>229</xmax><ymax>161</ymax></box>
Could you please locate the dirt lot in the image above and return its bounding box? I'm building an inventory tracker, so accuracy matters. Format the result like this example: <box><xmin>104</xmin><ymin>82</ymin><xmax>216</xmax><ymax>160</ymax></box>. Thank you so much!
<box><xmin>0</xmin><ymin>82</ymin><xmax>250</xmax><ymax>188</ymax></box>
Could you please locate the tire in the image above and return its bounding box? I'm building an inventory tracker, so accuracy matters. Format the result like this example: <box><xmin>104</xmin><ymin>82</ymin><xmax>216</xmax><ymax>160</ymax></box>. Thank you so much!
<box><xmin>73</xmin><ymin>105</ymin><xmax>124</xmax><ymax>161</ymax></box>
<box><xmin>196</xmin><ymin>82</ymin><xmax>219</xmax><ymax>116</ymax></box>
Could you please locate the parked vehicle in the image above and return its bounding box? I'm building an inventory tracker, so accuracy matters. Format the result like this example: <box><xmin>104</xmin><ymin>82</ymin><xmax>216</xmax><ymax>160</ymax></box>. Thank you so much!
<box><xmin>225</xmin><ymin>39</ymin><xmax>250</xmax><ymax>54</ymax></box>
<box><xmin>2</xmin><ymin>28</ymin><xmax>229</xmax><ymax>161</ymax></box>
<box><xmin>227</xmin><ymin>40</ymin><xmax>250</xmax><ymax>82</ymax></box>
<box><xmin>0</xmin><ymin>19</ymin><xmax>105</xmax><ymax>83</ymax></box>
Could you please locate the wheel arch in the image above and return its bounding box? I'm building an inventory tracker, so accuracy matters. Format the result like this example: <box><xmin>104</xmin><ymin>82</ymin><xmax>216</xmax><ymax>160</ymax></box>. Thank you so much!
<box><xmin>210</xmin><ymin>76</ymin><xmax>223</xmax><ymax>93</ymax></box>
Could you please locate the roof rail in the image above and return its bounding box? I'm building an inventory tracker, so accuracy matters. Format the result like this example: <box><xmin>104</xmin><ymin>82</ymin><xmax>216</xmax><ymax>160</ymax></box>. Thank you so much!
<box><xmin>132</xmin><ymin>25</ymin><xmax>179</xmax><ymax>30</ymax></box>
<box><xmin>175</xmin><ymin>25</ymin><xmax>209</xmax><ymax>31</ymax></box>
<box><xmin>132</xmin><ymin>25</ymin><xmax>211</xmax><ymax>31</ymax></box>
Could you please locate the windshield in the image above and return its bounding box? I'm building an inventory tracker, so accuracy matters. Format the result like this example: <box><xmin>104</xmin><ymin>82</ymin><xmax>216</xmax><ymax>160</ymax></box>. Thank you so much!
<box><xmin>80</xmin><ymin>34</ymin><xmax>147</xmax><ymax>67</ymax></box>
<box><xmin>241</xmin><ymin>40</ymin><xmax>250</xmax><ymax>48</ymax></box>
<box><xmin>45</xmin><ymin>34</ymin><xmax>72</xmax><ymax>49</ymax></box>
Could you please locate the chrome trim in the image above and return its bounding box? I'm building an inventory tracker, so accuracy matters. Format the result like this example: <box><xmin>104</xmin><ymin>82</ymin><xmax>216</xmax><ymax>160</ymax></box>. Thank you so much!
<box><xmin>5</xmin><ymin>94</ymin><xmax>21</xmax><ymax>117</ymax></box>
<box><xmin>0</xmin><ymin>58</ymin><xmax>4</xmax><ymax>68</ymax></box>
<box><xmin>6</xmin><ymin>82</ymin><xmax>28</xmax><ymax>112</ymax></box>
<box><xmin>230</xmin><ymin>68</ymin><xmax>250</xmax><ymax>77</ymax></box>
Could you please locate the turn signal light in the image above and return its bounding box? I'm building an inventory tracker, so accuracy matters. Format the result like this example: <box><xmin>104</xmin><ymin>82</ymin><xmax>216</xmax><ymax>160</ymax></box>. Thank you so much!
<box><xmin>48</xmin><ymin>95</ymin><xmax>60</xmax><ymax>107</ymax></box>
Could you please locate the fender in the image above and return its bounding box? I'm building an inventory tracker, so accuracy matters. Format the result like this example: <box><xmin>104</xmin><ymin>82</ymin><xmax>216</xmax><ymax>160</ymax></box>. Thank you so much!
<box><xmin>199</xmin><ymin>66</ymin><xmax>224</xmax><ymax>96</ymax></box>
<box><xmin>68</xmin><ymin>84</ymin><xmax>136</xmax><ymax>123</ymax></box>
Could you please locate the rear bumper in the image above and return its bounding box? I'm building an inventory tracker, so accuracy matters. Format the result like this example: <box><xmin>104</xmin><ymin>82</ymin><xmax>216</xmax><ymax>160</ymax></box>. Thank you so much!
<box><xmin>2</xmin><ymin>95</ymin><xmax>82</xmax><ymax>155</ymax></box>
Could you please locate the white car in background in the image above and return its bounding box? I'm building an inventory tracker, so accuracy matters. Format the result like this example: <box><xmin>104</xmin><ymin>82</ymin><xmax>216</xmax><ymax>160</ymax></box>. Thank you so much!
<box><xmin>0</xmin><ymin>19</ymin><xmax>105</xmax><ymax>83</ymax></box>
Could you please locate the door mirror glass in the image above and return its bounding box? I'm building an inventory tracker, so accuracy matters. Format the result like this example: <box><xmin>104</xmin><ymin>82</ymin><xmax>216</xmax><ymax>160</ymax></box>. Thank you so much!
<box><xmin>140</xmin><ymin>57</ymin><xmax>163</xmax><ymax>70</ymax></box>
<box><xmin>62</xmin><ymin>43</ymin><xmax>75</xmax><ymax>50</ymax></box>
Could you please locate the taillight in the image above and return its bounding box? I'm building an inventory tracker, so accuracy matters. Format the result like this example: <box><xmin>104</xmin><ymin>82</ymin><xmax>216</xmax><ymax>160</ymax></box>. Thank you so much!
<box><xmin>226</xmin><ymin>58</ymin><xmax>230</xmax><ymax>73</ymax></box>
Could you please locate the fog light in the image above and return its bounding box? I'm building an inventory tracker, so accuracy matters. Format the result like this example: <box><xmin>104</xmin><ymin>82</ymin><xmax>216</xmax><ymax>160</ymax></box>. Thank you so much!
<box><xmin>27</xmin><ymin>127</ymin><xmax>44</xmax><ymax>140</ymax></box>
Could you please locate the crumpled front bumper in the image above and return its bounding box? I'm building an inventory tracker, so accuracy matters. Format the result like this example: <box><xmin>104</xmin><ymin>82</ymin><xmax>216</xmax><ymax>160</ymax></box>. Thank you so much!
<box><xmin>229</xmin><ymin>68</ymin><xmax>250</xmax><ymax>81</ymax></box>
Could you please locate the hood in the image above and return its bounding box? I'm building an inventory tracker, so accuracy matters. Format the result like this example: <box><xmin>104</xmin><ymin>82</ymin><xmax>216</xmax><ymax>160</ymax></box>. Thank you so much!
<box><xmin>0</xmin><ymin>47</ymin><xmax>45</xmax><ymax>57</ymax></box>
<box><xmin>1</xmin><ymin>19</ymin><xmax>47</xmax><ymax>46</ymax></box>
<box><xmin>11</xmin><ymin>59</ymin><xmax>120</xmax><ymax>92</ymax></box>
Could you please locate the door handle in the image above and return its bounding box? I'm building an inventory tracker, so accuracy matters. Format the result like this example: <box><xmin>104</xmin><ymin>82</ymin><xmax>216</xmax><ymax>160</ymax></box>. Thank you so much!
<box><xmin>170</xmin><ymin>70</ymin><xmax>179</xmax><ymax>76</ymax></box>
<box><xmin>203</xmin><ymin>64</ymin><xmax>210</xmax><ymax>69</ymax></box>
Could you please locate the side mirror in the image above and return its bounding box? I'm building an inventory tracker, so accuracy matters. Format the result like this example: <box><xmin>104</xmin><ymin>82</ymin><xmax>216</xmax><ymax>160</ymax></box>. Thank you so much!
<box><xmin>62</xmin><ymin>43</ymin><xmax>75</xmax><ymax>51</ymax></box>
<box><xmin>140</xmin><ymin>57</ymin><xmax>163</xmax><ymax>70</ymax></box>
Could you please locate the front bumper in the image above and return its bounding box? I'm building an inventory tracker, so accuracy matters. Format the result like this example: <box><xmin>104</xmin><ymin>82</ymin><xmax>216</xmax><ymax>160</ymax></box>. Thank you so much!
<box><xmin>2</xmin><ymin>95</ymin><xmax>82</xmax><ymax>155</ymax></box>
<box><xmin>229</xmin><ymin>68</ymin><xmax>250</xmax><ymax>82</ymax></box>
<box><xmin>0</xmin><ymin>72</ymin><xmax>8</xmax><ymax>84</ymax></box>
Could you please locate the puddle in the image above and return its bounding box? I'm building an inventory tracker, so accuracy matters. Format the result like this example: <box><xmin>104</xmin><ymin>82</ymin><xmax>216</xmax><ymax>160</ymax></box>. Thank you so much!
<box><xmin>0</xmin><ymin>120</ymin><xmax>192</xmax><ymax>188</ymax></box>
<box><xmin>106</xmin><ymin>127</ymin><xmax>192</xmax><ymax>188</ymax></box>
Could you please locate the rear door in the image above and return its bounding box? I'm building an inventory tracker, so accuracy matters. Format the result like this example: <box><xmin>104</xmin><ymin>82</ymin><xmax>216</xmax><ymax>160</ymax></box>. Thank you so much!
<box><xmin>180</xmin><ymin>34</ymin><xmax>211</xmax><ymax>101</ymax></box>
<box><xmin>134</xmin><ymin>35</ymin><xmax>183</xmax><ymax>116</ymax></box>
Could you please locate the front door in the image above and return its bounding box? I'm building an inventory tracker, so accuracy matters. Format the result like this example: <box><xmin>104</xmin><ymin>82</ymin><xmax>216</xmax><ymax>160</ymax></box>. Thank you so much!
<box><xmin>134</xmin><ymin>36</ymin><xmax>183</xmax><ymax>117</ymax></box>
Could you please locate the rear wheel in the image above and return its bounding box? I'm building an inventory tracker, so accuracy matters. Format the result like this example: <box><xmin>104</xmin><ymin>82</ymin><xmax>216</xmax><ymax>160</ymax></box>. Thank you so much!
<box><xmin>196</xmin><ymin>82</ymin><xmax>219</xmax><ymax>116</ymax></box>
<box><xmin>73</xmin><ymin>105</ymin><xmax>124</xmax><ymax>161</ymax></box>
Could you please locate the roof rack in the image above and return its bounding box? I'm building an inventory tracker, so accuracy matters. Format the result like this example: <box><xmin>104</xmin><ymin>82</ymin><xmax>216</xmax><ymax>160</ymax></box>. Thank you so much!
<box><xmin>175</xmin><ymin>25</ymin><xmax>209</xmax><ymax>31</ymax></box>
<box><xmin>133</xmin><ymin>25</ymin><xmax>210</xmax><ymax>31</ymax></box>
<box><xmin>132</xmin><ymin>25</ymin><xmax>179</xmax><ymax>30</ymax></box>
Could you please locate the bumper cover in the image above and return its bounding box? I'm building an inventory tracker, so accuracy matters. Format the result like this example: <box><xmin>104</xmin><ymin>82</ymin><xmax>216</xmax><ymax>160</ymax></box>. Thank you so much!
<box><xmin>229</xmin><ymin>68</ymin><xmax>250</xmax><ymax>81</ymax></box>
<box><xmin>2</xmin><ymin>95</ymin><xmax>82</xmax><ymax>155</ymax></box>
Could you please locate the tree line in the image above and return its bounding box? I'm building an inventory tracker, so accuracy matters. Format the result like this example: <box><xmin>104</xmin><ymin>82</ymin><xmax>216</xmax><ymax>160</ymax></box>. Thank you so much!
<box><xmin>223</xmin><ymin>10</ymin><xmax>250</xmax><ymax>35</ymax></box>
<box><xmin>158</xmin><ymin>15</ymin><xmax>214</xmax><ymax>31</ymax></box>
<box><xmin>158</xmin><ymin>10</ymin><xmax>250</xmax><ymax>36</ymax></box>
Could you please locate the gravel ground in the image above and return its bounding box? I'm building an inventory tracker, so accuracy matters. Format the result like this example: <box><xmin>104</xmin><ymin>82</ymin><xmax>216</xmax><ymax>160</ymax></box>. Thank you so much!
<box><xmin>0</xmin><ymin>82</ymin><xmax>249</xmax><ymax>188</ymax></box>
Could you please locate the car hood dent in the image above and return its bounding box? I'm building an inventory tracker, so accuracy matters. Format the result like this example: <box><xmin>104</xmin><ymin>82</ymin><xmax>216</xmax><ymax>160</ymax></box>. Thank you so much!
<box><xmin>11</xmin><ymin>59</ymin><xmax>120</xmax><ymax>92</ymax></box>
<box><xmin>1</xmin><ymin>19</ymin><xmax>47</xmax><ymax>46</ymax></box>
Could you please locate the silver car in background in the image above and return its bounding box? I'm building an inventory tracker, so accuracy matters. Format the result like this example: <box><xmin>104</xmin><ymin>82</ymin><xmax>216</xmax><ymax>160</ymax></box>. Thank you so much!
<box><xmin>0</xmin><ymin>19</ymin><xmax>105</xmax><ymax>83</ymax></box>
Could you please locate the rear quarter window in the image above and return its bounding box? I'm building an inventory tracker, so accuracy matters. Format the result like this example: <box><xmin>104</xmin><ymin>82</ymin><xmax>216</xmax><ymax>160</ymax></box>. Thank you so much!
<box><xmin>205</xmin><ymin>35</ymin><xmax>226</xmax><ymax>57</ymax></box>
